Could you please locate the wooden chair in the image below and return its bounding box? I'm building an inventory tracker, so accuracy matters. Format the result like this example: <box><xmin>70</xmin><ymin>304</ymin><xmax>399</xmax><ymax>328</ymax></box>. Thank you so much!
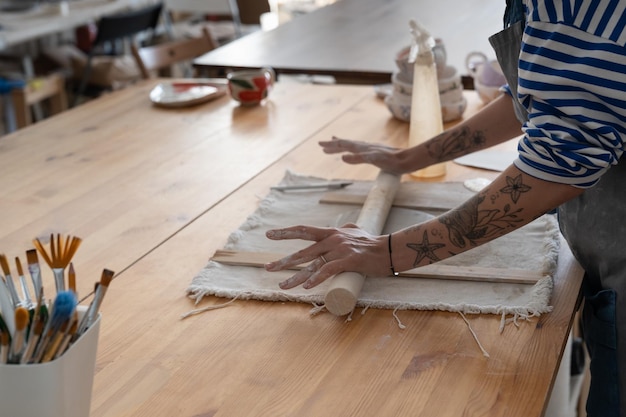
<box><xmin>73</xmin><ymin>3</ymin><xmax>163</xmax><ymax>105</ymax></box>
<box><xmin>11</xmin><ymin>72</ymin><xmax>68</xmax><ymax>129</ymax></box>
<box><xmin>131</xmin><ymin>27</ymin><xmax>217</xmax><ymax>79</ymax></box>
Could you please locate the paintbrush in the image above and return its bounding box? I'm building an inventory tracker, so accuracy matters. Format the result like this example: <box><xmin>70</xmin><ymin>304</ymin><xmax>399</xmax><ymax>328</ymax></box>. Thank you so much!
<box><xmin>41</xmin><ymin>320</ymin><xmax>69</xmax><ymax>363</ymax></box>
<box><xmin>15</xmin><ymin>257</ymin><xmax>34</xmax><ymax>309</ymax></box>
<box><xmin>0</xmin><ymin>279</ymin><xmax>15</xmax><ymax>336</ymax></box>
<box><xmin>0</xmin><ymin>254</ymin><xmax>21</xmax><ymax>308</ymax></box>
<box><xmin>20</xmin><ymin>313</ymin><xmax>44</xmax><ymax>364</ymax></box>
<box><xmin>34</xmin><ymin>234</ymin><xmax>82</xmax><ymax>293</ymax></box>
<box><xmin>26</xmin><ymin>249</ymin><xmax>43</xmax><ymax>302</ymax></box>
<box><xmin>10</xmin><ymin>306</ymin><xmax>29</xmax><ymax>363</ymax></box>
<box><xmin>33</xmin><ymin>291</ymin><xmax>77</xmax><ymax>363</ymax></box>
<box><xmin>0</xmin><ymin>328</ymin><xmax>9</xmax><ymax>364</ymax></box>
<box><xmin>74</xmin><ymin>270</ymin><xmax>112</xmax><ymax>342</ymax></box>
<box><xmin>76</xmin><ymin>269</ymin><xmax>113</xmax><ymax>338</ymax></box>
<box><xmin>54</xmin><ymin>313</ymin><xmax>78</xmax><ymax>360</ymax></box>
<box><xmin>68</xmin><ymin>262</ymin><xmax>76</xmax><ymax>297</ymax></box>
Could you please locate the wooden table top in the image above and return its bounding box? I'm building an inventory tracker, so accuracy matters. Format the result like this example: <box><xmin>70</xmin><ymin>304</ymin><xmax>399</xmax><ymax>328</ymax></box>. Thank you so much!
<box><xmin>0</xmin><ymin>79</ymin><xmax>583</xmax><ymax>417</ymax></box>
<box><xmin>193</xmin><ymin>0</ymin><xmax>503</xmax><ymax>84</ymax></box>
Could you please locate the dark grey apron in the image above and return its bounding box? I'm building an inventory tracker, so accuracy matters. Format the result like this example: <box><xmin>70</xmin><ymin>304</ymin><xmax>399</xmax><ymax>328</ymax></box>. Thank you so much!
<box><xmin>488</xmin><ymin>18</ymin><xmax>624</xmax><ymax>417</ymax></box>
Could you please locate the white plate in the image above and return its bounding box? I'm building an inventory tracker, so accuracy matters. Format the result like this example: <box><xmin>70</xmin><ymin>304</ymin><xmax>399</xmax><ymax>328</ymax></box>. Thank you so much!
<box><xmin>149</xmin><ymin>81</ymin><xmax>226</xmax><ymax>108</ymax></box>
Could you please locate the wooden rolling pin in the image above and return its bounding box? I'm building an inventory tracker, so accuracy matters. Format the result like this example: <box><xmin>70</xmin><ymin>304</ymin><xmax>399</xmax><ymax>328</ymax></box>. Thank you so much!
<box><xmin>324</xmin><ymin>171</ymin><xmax>401</xmax><ymax>315</ymax></box>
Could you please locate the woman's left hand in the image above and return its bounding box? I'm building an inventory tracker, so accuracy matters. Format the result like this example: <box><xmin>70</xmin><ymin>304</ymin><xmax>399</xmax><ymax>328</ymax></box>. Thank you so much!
<box><xmin>264</xmin><ymin>224</ymin><xmax>390</xmax><ymax>289</ymax></box>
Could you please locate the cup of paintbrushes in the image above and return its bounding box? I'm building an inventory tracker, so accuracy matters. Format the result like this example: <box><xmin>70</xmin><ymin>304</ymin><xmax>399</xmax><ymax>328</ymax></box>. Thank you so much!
<box><xmin>0</xmin><ymin>295</ymin><xmax>101</xmax><ymax>417</ymax></box>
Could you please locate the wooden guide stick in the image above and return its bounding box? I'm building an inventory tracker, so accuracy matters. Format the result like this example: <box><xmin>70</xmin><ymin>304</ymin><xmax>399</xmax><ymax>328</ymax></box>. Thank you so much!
<box><xmin>323</xmin><ymin>171</ymin><xmax>401</xmax><ymax>316</ymax></box>
<box><xmin>210</xmin><ymin>250</ymin><xmax>544</xmax><ymax>285</ymax></box>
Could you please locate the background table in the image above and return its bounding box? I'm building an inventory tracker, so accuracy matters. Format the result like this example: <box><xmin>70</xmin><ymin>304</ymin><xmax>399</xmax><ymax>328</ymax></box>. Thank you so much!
<box><xmin>194</xmin><ymin>0</ymin><xmax>503</xmax><ymax>84</ymax></box>
<box><xmin>0</xmin><ymin>79</ymin><xmax>583</xmax><ymax>417</ymax></box>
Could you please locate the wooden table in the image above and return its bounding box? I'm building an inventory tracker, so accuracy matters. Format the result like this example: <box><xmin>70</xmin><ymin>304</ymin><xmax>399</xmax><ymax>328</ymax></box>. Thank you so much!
<box><xmin>193</xmin><ymin>0</ymin><xmax>503</xmax><ymax>84</ymax></box>
<box><xmin>0</xmin><ymin>79</ymin><xmax>583</xmax><ymax>417</ymax></box>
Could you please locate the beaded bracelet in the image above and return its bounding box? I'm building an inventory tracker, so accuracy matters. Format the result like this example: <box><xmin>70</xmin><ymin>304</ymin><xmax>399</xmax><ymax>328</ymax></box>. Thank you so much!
<box><xmin>388</xmin><ymin>233</ymin><xmax>399</xmax><ymax>276</ymax></box>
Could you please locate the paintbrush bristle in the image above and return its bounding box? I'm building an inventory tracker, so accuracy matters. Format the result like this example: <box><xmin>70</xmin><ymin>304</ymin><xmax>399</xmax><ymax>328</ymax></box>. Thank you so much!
<box><xmin>68</xmin><ymin>263</ymin><xmax>76</xmax><ymax>294</ymax></box>
<box><xmin>50</xmin><ymin>291</ymin><xmax>77</xmax><ymax>328</ymax></box>
<box><xmin>32</xmin><ymin>238</ymin><xmax>53</xmax><ymax>268</ymax></box>
<box><xmin>100</xmin><ymin>269</ymin><xmax>114</xmax><ymax>288</ymax></box>
<box><xmin>34</xmin><ymin>315</ymin><xmax>45</xmax><ymax>335</ymax></box>
<box><xmin>26</xmin><ymin>249</ymin><xmax>39</xmax><ymax>266</ymax></box>
<box><xmin>0</xmin><ymin>254</ymin><xmax>10</xmax><ymax>276</ymax></box>
<box><xmin>15</xmin><ymin>257</ymin><xmax>23</xmax><ymax>276</ymax></box>
<box><xmin>14</xmin><ymin>307</ymin><xmax>29</xmax><ymax>331</ymax></box>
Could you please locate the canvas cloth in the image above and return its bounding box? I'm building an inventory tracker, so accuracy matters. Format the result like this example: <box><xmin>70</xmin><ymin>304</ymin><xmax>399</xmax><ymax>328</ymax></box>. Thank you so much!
<box><xmin>188</xmin><ymin>172</ymin><xmax>560</xmax><ymax>320</ymax></box>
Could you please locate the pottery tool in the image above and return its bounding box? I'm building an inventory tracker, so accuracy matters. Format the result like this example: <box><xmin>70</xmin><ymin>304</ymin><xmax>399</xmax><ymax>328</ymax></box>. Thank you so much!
<box><xmin>26</xmin><ymin>249</ymin><xmax>43</xmax><ymax>301</ymax></box>
<box><xmin>76</xmin><ymin>269</ymin><xmax>113</xmax><ymax>338</ymax></box>
<box><xmin>33</xmin><ymin>290</ymin><xmax>77</xmax><ymax>363</ymax></box>
<box><xmin>211</xmin><ymin>250</ymin><xmax>543</xmax><ymax>284</ymax></box>
<box><xmin>9</xmin><ymin>306</ymin><xmax>29</xmax><ymax>363</ymax></box>
<box><xmin>0</xmin><ymin>254</ymin><xmax>21</xmax><ymax>308</ymax></box>
<box><xmin>15</xmin><ymin>257</ymin><xmax>34</xmax><ymax>309</ymax></box>
<box><xmin>323</xmin><ymin>171</ymin><xmax>401</xmax><ymax>316</ymax></box>
<box><xmin>271</xmin><ymin>182</ymin><xmax>353</xmax><ymax>191</ymax></box>
<box><xmin>33</xmin><ymin>234</ymin><xmax>82</xmax><ymax>293</ymax></box>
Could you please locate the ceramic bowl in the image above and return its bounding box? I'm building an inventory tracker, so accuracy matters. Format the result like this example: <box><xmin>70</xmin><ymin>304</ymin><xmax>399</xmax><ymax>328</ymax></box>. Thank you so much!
<box><xmin>384</xmin><ymin>91</ymin><xmax>412</xmax><ymax>122</ymax></box>
<box><xmin>441</xmin><ymin>96</ymin><xmax>467</xmax><ymax>122</ymax></box>
<box><xmin>394</xmin><ymin>46</ymin><xmax>413</xmax><ymax>79</ymax></box>
<box><xmin>437</xmin><ymin>65</ymin><xmax>462</xmax><ymax>94</ymax></box>
<box><xmin>391</xmin><ymin>71</ymin><xmax>413</xmax><ymax>95</ymax></box>
<box><xmin>439</xmin><ymin>83</ymin><xmax>464</xmax><ymax>104</ymax></box>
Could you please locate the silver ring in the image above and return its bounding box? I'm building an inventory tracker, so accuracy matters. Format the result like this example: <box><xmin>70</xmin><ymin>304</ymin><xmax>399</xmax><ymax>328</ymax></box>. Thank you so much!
<box><xmin>319</xmin><ymin>255</ymin><xmax>328</xmax><ymax>264</ymax></box>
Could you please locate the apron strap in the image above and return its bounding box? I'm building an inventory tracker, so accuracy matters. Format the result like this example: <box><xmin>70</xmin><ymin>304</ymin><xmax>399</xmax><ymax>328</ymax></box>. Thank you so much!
<box><xmin>504</xmin><ymin>0</ymin><xmax>525</xmax><ymax>28</ymax></box>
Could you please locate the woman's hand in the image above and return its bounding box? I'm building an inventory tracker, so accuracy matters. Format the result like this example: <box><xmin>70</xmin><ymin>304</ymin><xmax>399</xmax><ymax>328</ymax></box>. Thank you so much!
<box><xmin>264</xmin><ymin>224</ymin><xmax>390</xmax><ymax>290</ymax></box>
<box><xmin>319</xmin><ymin>136</ymin><xmax>411</xmax><ymax>175</ymax></box>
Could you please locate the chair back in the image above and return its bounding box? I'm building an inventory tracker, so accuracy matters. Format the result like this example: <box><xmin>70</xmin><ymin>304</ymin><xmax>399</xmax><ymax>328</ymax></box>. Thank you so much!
<box><xmin>93</xmin><ymin>3</ymin><xmax>164</xmax><ymax>47</ymax></box>
<box><xmin>131</xmin><ymin>27</ymin><xmax>217</xmax><ymax>79</ymax></box>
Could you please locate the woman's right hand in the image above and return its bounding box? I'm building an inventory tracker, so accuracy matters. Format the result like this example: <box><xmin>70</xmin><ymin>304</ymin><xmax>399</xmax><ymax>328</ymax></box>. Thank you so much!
<box><xmin>319</xmin><ymin>136</ymin><xmax>411</xmax><ymax>175</ymax></box>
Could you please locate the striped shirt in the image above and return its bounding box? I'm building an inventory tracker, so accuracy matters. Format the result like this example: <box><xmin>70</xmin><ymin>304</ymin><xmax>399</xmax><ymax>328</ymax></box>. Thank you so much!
<box><xmin>512</xmin><ymin>0</ymin><xmax>626</xmax><ymax>188</ymax></box>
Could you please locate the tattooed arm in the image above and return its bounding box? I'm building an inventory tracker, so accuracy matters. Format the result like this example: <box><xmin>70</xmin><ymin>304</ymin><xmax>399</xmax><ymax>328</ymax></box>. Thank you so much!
<box><xmin>265</xmin><ymin>165</ymin><xmax>582</xmax><ymax>289</ymax></box>
<box><xmin>387</xmin><ymin>166</ymin><xmax>582</xmax><ymax>273</ymax></box>
<box><xmin>320</xmin><ymin>94</ymin><xmax>524</xmax><ymax>175</ymax></box>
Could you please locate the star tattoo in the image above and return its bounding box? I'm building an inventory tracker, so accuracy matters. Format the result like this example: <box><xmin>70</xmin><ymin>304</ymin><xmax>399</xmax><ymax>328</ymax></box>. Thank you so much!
<box><xmin>407</xmin><ymin>231</ymin><xmax>445</xmax><ymax>266</ymax></box>
<box><xmin>500</xmin><ymin>174</ymin><xmax>531</xmax><ymax>203</ymax></box>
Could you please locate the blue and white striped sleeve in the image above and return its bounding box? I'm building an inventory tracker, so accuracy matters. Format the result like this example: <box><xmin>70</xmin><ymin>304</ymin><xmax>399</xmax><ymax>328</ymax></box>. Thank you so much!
<box><xmin>512</xmin><ymin>0</ymin><xmax>626</xmax><ymax>188</ymax></box>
